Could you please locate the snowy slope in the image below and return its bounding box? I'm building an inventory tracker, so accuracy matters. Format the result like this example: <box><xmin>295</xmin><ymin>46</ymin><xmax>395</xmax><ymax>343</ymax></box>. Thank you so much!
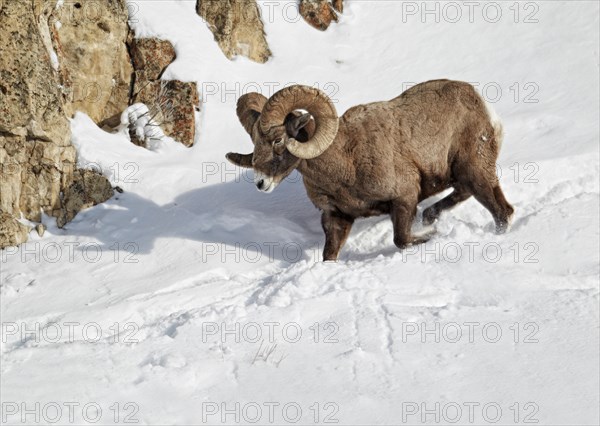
<box><xmin>1</xmin><ymin>1</ymin><xmax>599</xmax><ymax>424</ymax></box>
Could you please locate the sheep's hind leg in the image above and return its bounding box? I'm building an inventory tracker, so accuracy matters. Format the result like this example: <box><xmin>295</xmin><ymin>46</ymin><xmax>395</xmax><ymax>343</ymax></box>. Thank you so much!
<box><xmin>492</xmin><ymin>185</ymin><xmax>515</xmax><ymax>233</ymax></box>
<box><xmin>322</xmin><ymin>211</ymin><xmax>355</xmax><ymax>261</ymax></box>
<box><xmin>422</xmin><ymin>188</ymin><xmax>472</xmax><ymax>225</ymax></box>
<box><xmin>471</xmin><ymin>182</ymin><xmax>514</xmax><ymax>233</ymax></box>
<box><xmin>391</xmin><ymin>198</ymin><xmax>430</xmax><ymax>249</ymax></box>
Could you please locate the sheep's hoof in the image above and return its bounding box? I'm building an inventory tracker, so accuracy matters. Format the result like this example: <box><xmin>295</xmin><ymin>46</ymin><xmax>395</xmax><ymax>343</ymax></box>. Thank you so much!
<box><xmin>395</xmin><ymin>235</ymin><xmax>432</xmax><ymax>250</ymax></box>
<box><xmin>495</xmin><ymin>212</ymin><xmax>514</xmax><ymax>234</ymax></box>
<box><xmin>495</xmin><ymin>221</ymin><xmax>510</xmax><ymax>234</ymax></box>
<box><xmin>410</xmin><ymin>235</ymin><xmax>432</xmax><ymax>246</ymax></box>
<box><xmin>422</xmin><ymin>207</ymin><xmax>439</xmax><ymax>226</ymax></box>
<box><xmin>323</xmin><ymin>252</ymin><xmax>340</xmax><ymax>262</ymax></box>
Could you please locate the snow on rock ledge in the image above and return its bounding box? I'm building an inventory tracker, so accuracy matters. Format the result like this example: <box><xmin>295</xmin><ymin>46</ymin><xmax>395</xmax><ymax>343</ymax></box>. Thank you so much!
<box><xmin>121</xmin><ymin>103</ymin><xmax>167</xmax><ymax>150</ymax></box>
<box><xmin>129</xmin><ymin>38</ymin><xmax>199</xmax><ymax>147</ymax></box>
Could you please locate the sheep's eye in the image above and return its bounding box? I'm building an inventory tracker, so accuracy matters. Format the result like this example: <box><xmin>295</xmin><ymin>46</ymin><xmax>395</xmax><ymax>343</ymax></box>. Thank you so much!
<box><xmin>272</xmin><ymin>138</ymin><xmax>284</xmax><ymax>147</ymax></box>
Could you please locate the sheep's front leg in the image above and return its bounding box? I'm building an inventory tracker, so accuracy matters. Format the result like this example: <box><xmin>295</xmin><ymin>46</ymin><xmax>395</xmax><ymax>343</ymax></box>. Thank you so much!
<box><xmin>322</xmin><ymin>211</ymin><xmax>354</xmax><ymax>261</ymax></box>
<box><xmin>391</xmin><ymin>198</ymin><xmax>430</xmax><ymax>249</ymax></box>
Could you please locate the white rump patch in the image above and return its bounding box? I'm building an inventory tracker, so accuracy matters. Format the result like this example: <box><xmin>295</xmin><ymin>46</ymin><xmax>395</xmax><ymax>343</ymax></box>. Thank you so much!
<box><xmin>478</xmin><ymin>94</ymin><xmax>504</xmax><ymax>149</ymax></box>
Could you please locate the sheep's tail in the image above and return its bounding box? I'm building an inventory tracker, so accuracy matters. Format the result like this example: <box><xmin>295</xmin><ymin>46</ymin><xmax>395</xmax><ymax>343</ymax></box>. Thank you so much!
<box><xmin>480</xmin><ymin>95</ymin><xmax>504</xmax><ymax>150</ymax></box>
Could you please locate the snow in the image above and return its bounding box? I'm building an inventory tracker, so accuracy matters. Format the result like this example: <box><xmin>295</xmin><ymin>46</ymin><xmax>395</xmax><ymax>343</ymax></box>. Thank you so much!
<box><xmin>1</xmin><ymin>1</ymin><xmax>599</xmax><ymax>424</ymax></box>
<box><xmin>120</xmin><ymin>103</ymin><xmax>168</xmax><ymax>151</ymax></box>
<box><xmin>49</xmin><ymin>50</ymin><xmax>59</xmax><ymax>71</ymax></box>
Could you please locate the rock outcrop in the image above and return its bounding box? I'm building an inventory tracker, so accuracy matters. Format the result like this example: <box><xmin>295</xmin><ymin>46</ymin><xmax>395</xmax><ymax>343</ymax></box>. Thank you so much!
<box><xmin>3</xmin><ymin>0</ymin><xmax>330</xmax><ymax>248</ymax></box>
<box><xmin>196</xmin><ymin>0</ymin><xmax>271</xmax><ymax>63</ymax></box>
<box><xmin>0</xmin><ymin>0</ymin><xmax>114</xmax><ymax>248</ymax></box>
<box><xmin>0</xmin><ymin>212</ymin><xmax>31</xmax><ymax>250</ymax></box>
<box><xmin>129</xmin><ymin>37</ymin><xmax>176</xmax><ymax>82</ymax></box>
<box><xmin>332</xmin><ymin>0</ymin><xmax>344</xmax><ymax>13</ymax></box>
<box><xmin>300</xmin><ymin>0</ymin><xmax>343</xmax><ymax>31</ymax></box>
<box><xmin>129</xmin><ymin>38</ymin><xmax>199</xmax><ymax>147</ymax></box>
<box><xmin>49</xmin><ymin>0</ymin><xmax>133</xmax><ymax>126</ymax></box>
<box><xmin>57</xmin><ymin>169</ymin><xmax>114</xmax><ymax>228</ymax></box>
<box><xmin>1</xmin><ymin>0</ymin><xmax>76</xmax><ymax>223</ymax></box>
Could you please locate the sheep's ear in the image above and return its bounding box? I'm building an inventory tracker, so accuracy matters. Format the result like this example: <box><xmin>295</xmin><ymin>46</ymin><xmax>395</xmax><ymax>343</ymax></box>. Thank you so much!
<box><xmin>226</xmin><ymin>152</ymin><xmax>253</xmax><ymax>168</ymax></box>
<box><xmin>285</xmin><ymin>113</ymin><xmax>314</xmax><ymax>141</ymax></box>
<box><xmin>237</xmin><ymin>93</ymin><xmax>267</xmax><ymax>136</ymax></box>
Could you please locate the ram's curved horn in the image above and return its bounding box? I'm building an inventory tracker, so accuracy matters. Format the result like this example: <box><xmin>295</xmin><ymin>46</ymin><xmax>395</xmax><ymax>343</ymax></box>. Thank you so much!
<box><xmin>225</xmin><ymin>152</ymin><xmax>253</xmax><ymax>168</ymax></box>
<box><xmin>259</xmin><ymin>86</ymin><xmax>338</xmax><ymax>159</ymax></box>
<box><xmin>237</xmin><ymin>93</ymin><xmax>268</xmax><ymax>139</ymax></box>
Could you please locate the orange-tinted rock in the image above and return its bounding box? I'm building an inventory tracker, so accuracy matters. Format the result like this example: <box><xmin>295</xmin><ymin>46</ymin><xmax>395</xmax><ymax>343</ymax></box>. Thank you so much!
<box><xmin>131</xmin><ymin>79</ymin><xmax>199</xmax><ymax>147</ymax></box>
<box><xmin>332</xmin><ymin>0</ymin><xmax>344</xmax><ymax>13</ymax></box>
<box><xmin>129</xmin><ymin>38</ymin><xmax>176</xmax><ymax>81</ymax></box>
<box><xmin>300</xmin><ymin>0</ymin><xmax>339</xmax><ymax>31</ymax></box>
<box><xmin>128</xmin><ymin>37</ymin><xmax>200</xmax><ymax>147</ymax></box>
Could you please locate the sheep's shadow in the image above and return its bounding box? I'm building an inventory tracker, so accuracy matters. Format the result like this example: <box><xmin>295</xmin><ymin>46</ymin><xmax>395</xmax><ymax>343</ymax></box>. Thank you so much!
<box><xmin>61</xmin><ymin>173</ymin><xmax>458</xmax><ymax>264</ymax></box>
<box><xmin>61</xmin><ymin>173</ymin><xmax>324</xmax><ymax>263</ymax></box>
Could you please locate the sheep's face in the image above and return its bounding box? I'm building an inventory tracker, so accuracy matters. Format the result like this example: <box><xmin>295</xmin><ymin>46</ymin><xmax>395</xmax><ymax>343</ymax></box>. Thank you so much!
<box><xmin>228</xmin><ymin>112</ymin><xmax>314</xmax><ymax>193</ymax></box>
<box><xmin>250</xmin><ymin>113</ymin><xmax>313</xmax><ymax>192</ymax></box>
<box><xmin>228</xmin><ymin>88</ymin><xmax>336</xmax><ymax>192</ymax></box>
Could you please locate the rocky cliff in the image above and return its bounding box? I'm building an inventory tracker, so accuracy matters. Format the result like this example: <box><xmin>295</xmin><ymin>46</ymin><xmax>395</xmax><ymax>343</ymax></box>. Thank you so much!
<box><xmin>50</xmin><ymin>0</ymin><xmax>133</xmax><ymax>126</ymax></box>
<box><xmin>1</xmin><ymin>0</ymin><xmax>343</xmax><ymax>249</ymax></box>
<box><xmin>0</xmin><ymin>0</ymin><xmax>113</xmax><ymax>249</ymax></box>
<box><xmin>197</xmin><ymin>0</ymin><xmax>272</xmax><ymax>63</ymax></box>
<box><xmin>0</xmin><ymin>0</ymin><xmax>201</xmax><ymax>248</ymax></box>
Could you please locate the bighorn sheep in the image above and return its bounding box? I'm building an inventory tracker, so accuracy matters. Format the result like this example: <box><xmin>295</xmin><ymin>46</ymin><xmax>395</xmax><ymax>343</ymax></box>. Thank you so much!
<box><xmin>227</xmin><ymin>80</ymin><xmax>514</xmax><ymax>261</ymax></box>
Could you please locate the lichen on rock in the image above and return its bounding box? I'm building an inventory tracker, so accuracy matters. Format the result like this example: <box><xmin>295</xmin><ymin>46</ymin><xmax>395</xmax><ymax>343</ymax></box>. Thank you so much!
<box><xmin>300</xmin><ymin>0</ymin><xmax>343</xmax><ymax>31</ymax></box>
<box><xmin>0</xmin><ymin>0</ymin><xmax>115</xmax><ymax>247</ymax></box>
<box><xmin>57</xmin><ymin>169</ymin><xmax>114</xmax><ymax>228</ymax></box>
<box><xmin>128</xmin><ymin>38</ymin><xmax>200</xmax><ymax>147</ymax></box>
<box><xmin>49</xmin><ymin>0</ymin><xmax>133</xmax><ymax>126</ymax></box>
<box><xmin>0</xmin><ymin>212</ymin><xmax>31</xmax><ymax>250</ymax></box>
<box><xmin>1</xmin><ymin>0</ymin><xmax>76</xmax><ymax>226</ymax></box>
<box><xmin>196</xmin><ymin>0</ymin><xmax>272</xmax><ymax>63</ymax></box>
<box><xmin>129</xmin><ymin>37</ymin><xmax>176</xmax><ymax>81</ymax></box>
